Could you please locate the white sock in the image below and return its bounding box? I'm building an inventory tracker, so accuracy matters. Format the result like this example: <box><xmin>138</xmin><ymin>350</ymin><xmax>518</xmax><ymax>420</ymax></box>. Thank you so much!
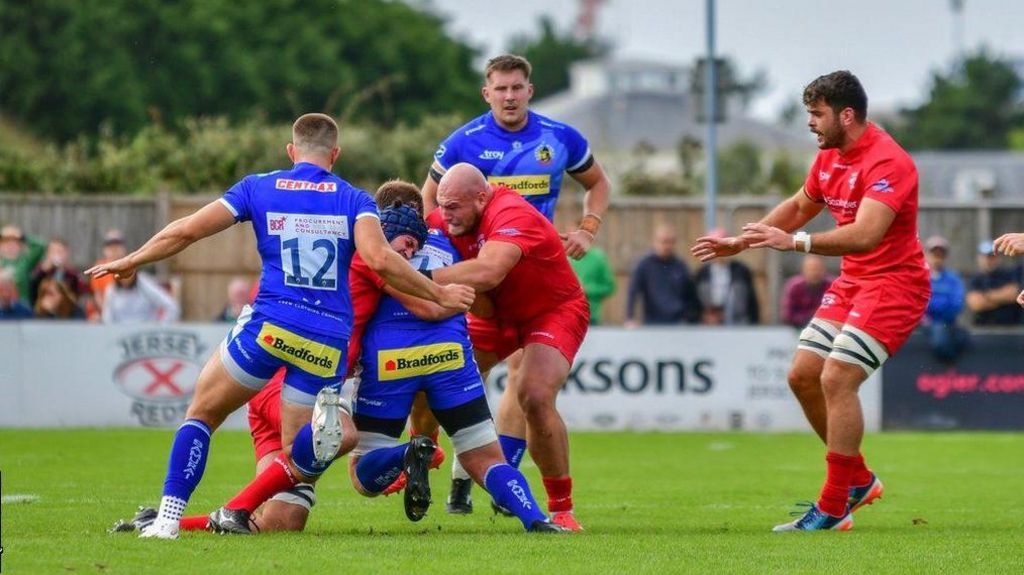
<box><xmin>451</xmin><ymin>457</ymin><xmax>471</xmax><ymax>481</ymax></box>
<box><xmin>155</xmin><ymin>495</ymin><xmax>187</xmax><ymax>525</ymax></box>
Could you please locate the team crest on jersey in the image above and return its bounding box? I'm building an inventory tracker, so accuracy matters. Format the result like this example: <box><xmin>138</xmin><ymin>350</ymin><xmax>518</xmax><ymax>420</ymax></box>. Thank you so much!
<box><xmin>377</xmin><ymin>343</ymin><xmax>464</xmax><ymax>381</ymax></box>
<box><xmin>848</xmin><ymin>172</ymin><xmax>859</xmax><ymax>190</ymax></box>
<box><xmin>535</xmin><ymin>144</ymin><xmax>554</xmax><ymax>165</ymax></box>
<box><xmin>257</xmin><ymin>323</ymin><xmax>340</xmax><ymax>377</ymax></box>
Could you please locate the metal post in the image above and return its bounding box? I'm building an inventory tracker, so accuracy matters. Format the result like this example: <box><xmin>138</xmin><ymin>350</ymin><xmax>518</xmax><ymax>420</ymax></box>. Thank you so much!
<box><xmin>704</xmin><ymin>0</ymin><xmax>718</xmax><ymax>232</ymax></box>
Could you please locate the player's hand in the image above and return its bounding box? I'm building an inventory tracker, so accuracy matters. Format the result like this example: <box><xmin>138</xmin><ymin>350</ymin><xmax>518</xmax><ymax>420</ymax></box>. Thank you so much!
<box><xmin>690</xmin><ymin>235</ymin><xmax>746</xmax><ymax>262</ymax></box>
<box><xmin>1017</xmin><ymin>289</ymin><xmax>1024</xmax><ymax>308</ymax></box>
<box><xmin>84</xmin><ymin>256</ymin><xmax>137</xmax><ymax>280</ymax></box>
<box><xmin>994</xmin><ymin>233</ymin><xmax>1024</xmax><ymax>256</ymax></box>
<box><xmin>437</xmin><ymin>283</ymin><xmax>475</xmax><ymax>312</ymax></box>
<box><xmin>741</xmin><ymin>223</ymin><xmax>793</xmax><ymax>252</ymax></box>
<box><xmin>562</xmin><ymin>229</ymin><xmax>593</xmax><ymax>260</ymax></box>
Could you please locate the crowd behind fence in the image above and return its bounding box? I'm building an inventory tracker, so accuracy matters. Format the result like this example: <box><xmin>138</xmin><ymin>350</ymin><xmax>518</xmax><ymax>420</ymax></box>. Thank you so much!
<box><xmin>3</xmin><ymin>192</ymin><xmax>1024</xmax><ymax>328</ymax></box>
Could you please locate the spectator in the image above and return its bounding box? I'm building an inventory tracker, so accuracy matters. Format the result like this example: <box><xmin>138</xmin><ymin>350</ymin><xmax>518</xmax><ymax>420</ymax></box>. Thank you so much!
<box><xmin>0</xmin><ymin>268</ymin><xmax>33</xmax><ymax>320</ymax></box>
<box><xmin>966</xmin><ymin>240</ymin><xmax>1022</xmax><ymax>326</ymax></box>
<box><xmin>921</xmin><ymin>236</ymin><xmax>968</xmax><ymax>362</ymax></box>
<box><xmin>33</xmin><ymin>276</ymin><xmax>85</xmax><ymax>319</ymax></box>
<box><xmin>625</xmin><ymin>223</ymin><xmax>700</xmax><ymax>327</ymax></box>
<box><xmin>694</xmin><ymin>230</ymin><xmax>759</xmax><ymax>325</ymax></box>
<box><xmin>101</xmin><ymin>271</ymin><xmax>180</xmax><ymax>324</ymax></box>
<box><xmin>780</xmin><ymin>255</ymin><xmax>834</xmax><ymax>328</ymax></box>
<box><xmin>569</xmin><ymin>245</ymin><xmax>616</xmax><ymax>325</ymax></box>
<box><xmin>0</xmin><ymin>224</ymin><xmax>46</xmax><ymax>303</ymax></box>
<box><xmin>87</xmin><ymin>230</ymin><xmax>127</xmax><ymax>321</ymax></box>
<box><xmin>30</xmin><ymin>238</ymin><xmax>86</xmax><ymax>304</ymax></box>
<box><xmin>216</xmin><ymin>276</ymin><xmax>252</xmax><ymax>322</ymax></box>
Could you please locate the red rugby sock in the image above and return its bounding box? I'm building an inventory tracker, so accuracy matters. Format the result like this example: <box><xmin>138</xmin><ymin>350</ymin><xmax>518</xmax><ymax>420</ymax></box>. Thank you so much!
<box><xmin>851</xmin><ymin>453</ymin><xmax>873</xmax><ymax>487</ymax></box>
<box><xmin>225</xmin><ymin>453</ymin><xmax>298</xmax><ymax>513</ymax></box>
<box><xmin>179</xmin><ymin>515</ymin><xmax>210</xmax><ymax>531</ymax></box>
<box><xmin>543</xmin><ymin>476</ymin><xmax>574</xmax><ymax>513</ymax></box>
<box><xmin>817</xmin><ymin>451</ymin><xmax>857</xmax><ymax>517</ymax></box>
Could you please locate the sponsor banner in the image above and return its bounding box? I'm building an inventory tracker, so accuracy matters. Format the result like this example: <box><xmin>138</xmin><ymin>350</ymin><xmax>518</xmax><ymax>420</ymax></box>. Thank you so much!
<box><xmin>882</xmin><ymin>333</ymin><xmax>1024</xmax><ymax>430</ymax></box>
<box><xmin>0</xmin><ymin>323</ymin><xmax>249</xmax><ymax>429</ymax></box>
<box><xmin>484</xmin><ymin>327</ymin><xmax>882</xmax><ymax>432</ymax></box>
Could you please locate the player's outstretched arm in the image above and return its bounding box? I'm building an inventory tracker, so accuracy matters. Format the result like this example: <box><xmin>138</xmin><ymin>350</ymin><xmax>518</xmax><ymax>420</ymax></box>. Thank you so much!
<box><xmin>85</xmin><ymin>200</ymin><xmax>236</xmax><ymax>279</ymax></box>
<box><xmin>421</xmin><ymin>164</ymin><xmax>442</xmax><ymax>214</ymax></box>
<box><xmin>564</xmin><ymin>161</ymin><xmax>611</xmax><ymax>260</ymax></box>
<box><xmin>431</xmin><ymin>241</ymin><xmax>522</xmax><ymax>292</ymax></box>
<box><xmin>354</xmin><ymin>217</ymin><xmax>473</xmax><ymax>311</ymax></box>
<box><xmin>743</xmin><ymin>198</ymin><xmax>895</xmax><ymax>256</ymax></box>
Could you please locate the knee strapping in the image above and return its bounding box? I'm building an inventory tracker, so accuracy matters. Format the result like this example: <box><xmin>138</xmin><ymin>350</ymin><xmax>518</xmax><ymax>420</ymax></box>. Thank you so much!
<box><xmin>798</xmin><ymin>319</ymin><xmax>840</xmax><ymax>359</ymax></box>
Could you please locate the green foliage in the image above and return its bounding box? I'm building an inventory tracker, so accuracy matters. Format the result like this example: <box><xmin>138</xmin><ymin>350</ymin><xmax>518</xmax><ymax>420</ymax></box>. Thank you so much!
<box><xmin>0</xmin><ymin>0</ymin><xmax>480</xmax><ymax>142</ymax></box>
<box><xmin>507</xmin><ymin>16</ymin><xmax>609</xmax><ymax>99</ymax></box>
<box><xmin>0</xmin><ymin>115</ymin><xmax>462</xmax><ymax>194</ymax></box>
<box><xmin>896</xmin><ymin>51</ymin><xmax>1024</xmax><ymax>150</ymax></box>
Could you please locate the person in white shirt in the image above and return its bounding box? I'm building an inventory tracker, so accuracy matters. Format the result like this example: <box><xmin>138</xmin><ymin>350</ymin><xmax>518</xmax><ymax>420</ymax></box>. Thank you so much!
<box><xmin>101</xmin><ymin>272</ymin><xmax>180</xmax><ymax>323</ymax></box>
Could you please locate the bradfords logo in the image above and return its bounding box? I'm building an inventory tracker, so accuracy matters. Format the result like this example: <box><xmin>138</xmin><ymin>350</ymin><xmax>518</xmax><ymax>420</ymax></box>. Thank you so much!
<box><xmin>377</xmin><ymin>343</ymin><xmax>464</xmax><ymax>381</ymax></box>
<box><xmin>257</xmin><ymin>323</ymin><xmax>340</xmax><ymax>377</ymax></box>
<box><xmin>487</xmin><ymin>174</ymin><xmax>550</xmax><ymax>196</ymax></box>
<box><xmin>113</xmin><ymin>331</ymin><xmax>206</xmax><ymax>427</ymax></box>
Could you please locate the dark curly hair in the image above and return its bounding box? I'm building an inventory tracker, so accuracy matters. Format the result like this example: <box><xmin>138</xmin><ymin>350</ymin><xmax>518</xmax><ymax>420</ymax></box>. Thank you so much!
<box><xmin>802</xmin><ymin>71</ymin><xmax>867</xmax><ymax>122</ymax></box>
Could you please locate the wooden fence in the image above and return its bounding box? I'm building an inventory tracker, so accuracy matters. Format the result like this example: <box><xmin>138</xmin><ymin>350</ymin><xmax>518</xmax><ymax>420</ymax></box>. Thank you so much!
<box><xmin>3</xmin><ymin>192</ymin><xmax>1023</xmax><ymax>324</ymax></box>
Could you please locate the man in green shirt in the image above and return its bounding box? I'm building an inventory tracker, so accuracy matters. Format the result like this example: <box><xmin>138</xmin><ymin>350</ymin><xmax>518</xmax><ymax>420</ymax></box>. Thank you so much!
<box><xmin>569</xmin><ymin>245</ymin><xmax>616</xmax><ymax>325</ymax></box>
<box><xmin>1</xmin><ymin>225</ymin><xmax>46</xmax><ymax>304</ymax></box>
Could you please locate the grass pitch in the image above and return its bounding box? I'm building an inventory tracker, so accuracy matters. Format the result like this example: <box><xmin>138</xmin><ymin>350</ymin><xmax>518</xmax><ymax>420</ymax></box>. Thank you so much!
<box><xmin>2</xmin><ymin>429</ymin><xmax>1022</xmax><ymax>574</ymax></box>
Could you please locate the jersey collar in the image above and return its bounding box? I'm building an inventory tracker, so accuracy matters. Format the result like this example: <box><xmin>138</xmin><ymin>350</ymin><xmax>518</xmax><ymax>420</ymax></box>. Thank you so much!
<box><xmin>484</xmin><ymin>110</ymin><xmax>536</xmax><ymax>136</ymax></box>
<box><xmin>838</xmin><ymin>122</ymin><xmax>880</xmax><ymax>160</ymax></box>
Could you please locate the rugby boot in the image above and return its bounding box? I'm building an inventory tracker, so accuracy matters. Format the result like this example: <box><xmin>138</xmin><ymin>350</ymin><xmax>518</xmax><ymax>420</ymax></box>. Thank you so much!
<box><xmin>207</xmin><ymin>507</ymin><xmax>255</xmax><ymax>535</ymax></box>
<box><xmin>138</xmin><ymin>520</ymin><xmax>179</xmax><ymax>539</ymax></box>
<box><xmin>773</xmin><ymin>503</ymin><xmax>852</xmax><ymax>532</ymax></box>
<box><xmin>551</xmin><ymin>511</ymin><xmax>585</xmax><ymax>532</ymax></box>
<box><xmin>529</xmin><ymin>519</ymin><xmax>571</xmax><ymax>533</ymax></box>
<box><xmin>312</xmin><ymin>386</ymin><xmax>344</xmax><ymax>463</ymax></box>
<box><xmin>403</xmin><ymin>435</ymin><xmax>436</xmax><ymax>522</ymax></box>
<box><xmin>446</xmin><ymin>477</ymin><xmax>474</xmax><ymax>514</ymax></box>
<box><xmin>109</xmin><ymin>505</ymin><xmax>157</xmax><ymax>533</ymax></box>
<box><xmin>381</xmin><ymin>445</ymin><xmax>446</xmax><ymax>496</ymax></box>
<box><xmin>849</xmin><ymin>474</ymin><xmax>884</xmax><ymax>513</ymax></box>
<box><xmin>490</xmin><ymin>499</ymin><xmax>516</xmax><ymax>517</ymax></box>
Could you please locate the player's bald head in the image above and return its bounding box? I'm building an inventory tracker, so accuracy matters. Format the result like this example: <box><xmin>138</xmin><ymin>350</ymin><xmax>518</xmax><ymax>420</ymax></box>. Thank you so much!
<box><xmin>437</xmin><ymin>163</ymin><xmax>490</xmax><ymax>201</ymax></box>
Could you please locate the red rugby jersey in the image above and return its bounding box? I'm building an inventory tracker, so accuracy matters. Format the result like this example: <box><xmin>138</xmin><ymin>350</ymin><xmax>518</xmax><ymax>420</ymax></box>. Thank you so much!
<box><xmin>803</xmin><ymin>123</ymin><xmax>927</xmax><ymax>279</ymax></box>
<box><xmin>427</xmin><ymin>185</ymin><xmax>583</xmax><ymax>321</ymax></box>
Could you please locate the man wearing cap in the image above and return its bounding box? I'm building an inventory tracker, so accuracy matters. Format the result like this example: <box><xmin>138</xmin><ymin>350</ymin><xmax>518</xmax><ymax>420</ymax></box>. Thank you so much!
<box><xmin>966</xmin><ymin>240</ymin><xmax>1022</xmax><ymax>326</ymax></box>
<box><xmin>922</xmin><ymin>236</ymin><xmax>967</xmax><ymax>361</ymax></box>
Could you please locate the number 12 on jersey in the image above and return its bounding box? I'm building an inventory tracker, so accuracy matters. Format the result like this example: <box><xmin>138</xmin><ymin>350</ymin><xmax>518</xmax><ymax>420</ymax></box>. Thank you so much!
<box><xmin>267</xmin><ymin>212</ymin><xmax>350</xmax><ymax>291</ymax></box>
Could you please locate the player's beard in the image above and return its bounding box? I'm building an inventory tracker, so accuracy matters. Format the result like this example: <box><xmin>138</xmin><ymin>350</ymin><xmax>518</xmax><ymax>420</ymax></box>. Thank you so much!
<box><xmin>815</xmin><ymin>119</ymin><xmax>844</xmax><ymax>150</ymax></box>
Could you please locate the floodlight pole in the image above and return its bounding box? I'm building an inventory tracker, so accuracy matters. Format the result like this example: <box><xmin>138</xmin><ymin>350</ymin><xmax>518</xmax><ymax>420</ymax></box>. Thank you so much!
<box><xmin>704</xmin><ymin>0</ymin><xmax>718</xmax><ymax>232</ymax></box>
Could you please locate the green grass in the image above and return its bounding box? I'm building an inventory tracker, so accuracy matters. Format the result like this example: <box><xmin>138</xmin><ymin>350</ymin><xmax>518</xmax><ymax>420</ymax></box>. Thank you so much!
<box><xmin>2</xmin><ymin>430</ymin><xmax>1023</xmax><ymax>574</ymax></box>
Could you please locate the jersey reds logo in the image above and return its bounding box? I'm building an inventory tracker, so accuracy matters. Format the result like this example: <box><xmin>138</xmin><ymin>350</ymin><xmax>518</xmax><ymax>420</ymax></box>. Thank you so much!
<box><xmin>487</xmin><ymin>174</ymin><xmax>550</xmax><ymax>196</ymax></box>
<box><xmin>535</xmin><ymin>144</ymin><xmax>554</xmax><ymax>165</ymax></box>
<box><xmin>275</xmin><ymin>179</ymin><xmax>338</xmax><ymax>192</ymax></box>
<box><xmin>848</xmin><ymin>171</ymin><xmax>859</xmax><ymax>190</ymax></box>
<box><xmin>377</xmin><ymin>342</ymin><xmax>464</xmax><ymax>381</ymax></box>
<box><xmin>113</xmin><ymin>331</ymin><xmax>207</xmax><ymax>427</ymax></box>
<box><xmin>257</xmin><ymin>323</ymin><xmax>340</xmax><ymax>377</ymax></box>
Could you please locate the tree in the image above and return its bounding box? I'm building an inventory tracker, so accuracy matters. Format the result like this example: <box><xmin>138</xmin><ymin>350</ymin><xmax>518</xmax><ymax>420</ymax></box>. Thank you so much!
<box><xmin>506</xmin><ymin>16</ymin><xmax>610</xmax><ymax>99</ymax></box>
<box><xmin>0</xmin><ymin>0</ymin><xmax>481</xmax><ymax>142</ymax></box>
<box><xmin>896</xmin><ymin>51</ymin><xmax>1024</xmax><ymax>150</ymax></box>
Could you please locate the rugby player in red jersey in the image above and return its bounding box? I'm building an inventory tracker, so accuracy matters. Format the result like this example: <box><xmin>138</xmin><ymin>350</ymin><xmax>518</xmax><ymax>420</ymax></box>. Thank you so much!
<box><xmin>425</xmin><ymin>163</ymin><xmax>590</xmax><ymax>531</ymax></box>
<box><xmin>692</xmin><ymin>71</ymin><xmax>929</xmax><ymax>531</ymax></box>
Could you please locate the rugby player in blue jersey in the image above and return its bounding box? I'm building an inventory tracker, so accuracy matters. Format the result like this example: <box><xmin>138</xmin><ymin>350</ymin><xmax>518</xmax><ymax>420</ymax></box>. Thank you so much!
<box><xmin>416</xmin><ymin>54</ymin><xmax>609</xmax><ymax>527</ymax></box>
<box><xmin>345</xmin><ymin>197</ymin><xmax>566</xmax><ymax>532</ymax></box>
<box><xmin>87</xmin><ymin>114</ymin><xmax>474</xmax><ymax>539</ymax></box>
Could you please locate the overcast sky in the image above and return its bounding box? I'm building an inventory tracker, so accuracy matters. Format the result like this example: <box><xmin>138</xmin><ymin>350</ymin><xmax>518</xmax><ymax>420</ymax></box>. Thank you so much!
<box><xmin>419</xmin><ymin>0</ymin><xmax>1024</xmax><ymax>121</ymax></box>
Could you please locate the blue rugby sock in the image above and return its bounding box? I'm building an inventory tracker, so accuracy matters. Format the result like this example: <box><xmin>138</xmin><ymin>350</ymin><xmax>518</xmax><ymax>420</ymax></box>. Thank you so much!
<box><xmin>498</xmin><ymin>434</ymin><xmax>527</xmax><ymax>468</ymax></box>
<box><xmin>484</xmin><ymin>463</ymin><xmax>547</xmax><ymax>529</ymax></box>
<box><xmin>290</xmin><ymin>423</ymin><xmax>332</xmax><ymax>477</ymax></box>
<box><xmin>355</xmin><ymin>444</ymin><xmax>408</xmax><ymax>494</ymax></box>
<box><xmin>156</xmin><ymin>419</ymin><xmax>211</xmax><ymax>524</ymax></box>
